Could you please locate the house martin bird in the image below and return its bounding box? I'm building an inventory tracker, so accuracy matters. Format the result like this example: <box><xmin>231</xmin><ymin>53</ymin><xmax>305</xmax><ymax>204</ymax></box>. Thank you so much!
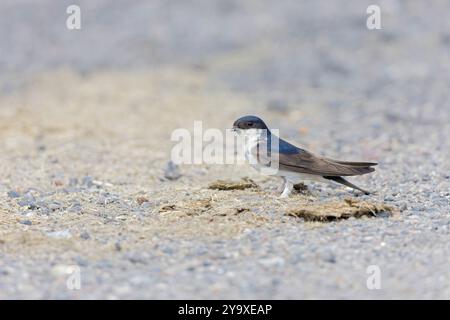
<box><xmin>232</xmin><ymin>115</ymin><xmax>377</xmax><ymax>197</ymax></box>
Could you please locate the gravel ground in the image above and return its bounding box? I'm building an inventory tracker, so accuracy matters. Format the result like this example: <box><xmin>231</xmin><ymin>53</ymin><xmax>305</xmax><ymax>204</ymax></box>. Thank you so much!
<box><xmin>0</xmin><ymin>0</ymin><xmax>450</xmax><ymax>299</ymax></box>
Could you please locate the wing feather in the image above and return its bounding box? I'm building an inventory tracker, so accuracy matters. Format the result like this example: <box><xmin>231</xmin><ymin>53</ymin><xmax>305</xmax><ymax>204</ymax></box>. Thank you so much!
<box><xmin>254</xmin><ymin>139</ymin><xmax>376</xmax><ymax>177</ymax></box>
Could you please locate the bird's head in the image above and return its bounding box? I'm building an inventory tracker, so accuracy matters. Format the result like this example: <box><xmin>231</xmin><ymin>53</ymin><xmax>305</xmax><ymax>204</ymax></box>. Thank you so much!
<box><xmin>232</xmin><ymin>115</ymin><xmax>269</xmax><ymax>131</ymax></box>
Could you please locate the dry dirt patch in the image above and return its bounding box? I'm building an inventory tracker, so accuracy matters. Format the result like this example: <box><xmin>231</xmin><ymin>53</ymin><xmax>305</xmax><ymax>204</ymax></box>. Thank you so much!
<box><xmin>286</xmin><ymin>198</ymin><xmax>396</xmax><ymax>221</ymax></box>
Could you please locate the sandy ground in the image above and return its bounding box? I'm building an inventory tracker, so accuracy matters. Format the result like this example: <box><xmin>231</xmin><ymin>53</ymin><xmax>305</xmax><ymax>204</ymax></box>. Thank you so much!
<box><xmin>0</xmin><ymin>0</ymin><xmax>450</xmax><ymax>299</ymax></box>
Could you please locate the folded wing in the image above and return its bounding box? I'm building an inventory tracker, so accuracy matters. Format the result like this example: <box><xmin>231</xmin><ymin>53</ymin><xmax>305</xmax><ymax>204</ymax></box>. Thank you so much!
<box><xmin>255</xmin><ymin>139</ymin><xmax>377</xmax><ymax>177</ymax></box>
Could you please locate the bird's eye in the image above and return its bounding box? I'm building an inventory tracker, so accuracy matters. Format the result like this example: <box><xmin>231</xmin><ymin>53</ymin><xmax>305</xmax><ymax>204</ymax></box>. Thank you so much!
<box><xmin>246</xmin><ymin>122</ymin><xmax>254</xmax><ymax>127</ymax></box>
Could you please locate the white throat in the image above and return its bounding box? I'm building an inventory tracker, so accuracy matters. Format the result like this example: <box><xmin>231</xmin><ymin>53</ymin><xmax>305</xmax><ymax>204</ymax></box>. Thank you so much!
<box><xmin>236</xmin><ymin>128</ymin><xmax>265</xmax><ymax>139</ymax></box>
<box><xmin>236</xmin><ymin>128</ymin><xmax>267</xmax><ymax>148</ymax></box>
<box><xmin>235</xmin><ymin>129</ymin><xmax>269</xmax><ymax>166</ymax></box>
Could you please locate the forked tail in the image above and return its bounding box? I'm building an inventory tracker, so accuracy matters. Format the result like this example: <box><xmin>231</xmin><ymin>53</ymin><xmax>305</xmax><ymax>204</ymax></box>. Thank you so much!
<box><xmin>323</xmin><ymin>176</ymin><xmax>371</xmax><ymax>195</ymax></box>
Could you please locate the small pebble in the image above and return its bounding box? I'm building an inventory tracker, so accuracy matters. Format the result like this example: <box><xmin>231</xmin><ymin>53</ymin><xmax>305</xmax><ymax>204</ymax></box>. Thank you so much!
<box><xmin>163</xmin><ymin>161</ymin><xmax>182</xmax><ymax>181</ymax></box>
<box><xmin>48</xmin><ymin>202</ymin><xmax>62</xmax><ymax>211</ymax></box>
<box><xmin>136</xmin><ymin>196</ymin><xmax>149</xmax><ymax>205</ymax></box>
<box><xmin>46</xmin><ymin>230</ymin><xmax>72</xmax><ymax>239</ymax></box>
<box><xmin>69</xmin><ymin>178</ymin><xmax>78</xmax><ymax>186</ymax></box>
<box><xmin>7</xmin><ymin>191</ymin><xmax>20</xmax><ymax>198</ymax></box>
<box><xmin>68</xmin><ymin>203</ymin><xmax>82</xmax><ymax>213</ymax></box>
<box><xmin>82</xmin><ymin>176</ymin><xmax>94</xmax><ymax>188</ymax></box>
<box><xmin>80</xmin><ymin>231</ymin><xmax>91</xmax><ymax>240</ymax></box>
<box><xmin>19</xmin><ymin>220</ymin><xmax>32</xmax><ymax>226</ymax></box>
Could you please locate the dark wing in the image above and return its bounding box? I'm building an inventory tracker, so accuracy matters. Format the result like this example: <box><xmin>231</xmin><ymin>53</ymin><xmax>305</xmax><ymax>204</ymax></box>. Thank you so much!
<box><xmin>255</xmin><ymin>138</ymin><xmax>376</xmax><ymax>177</ymax></box>
<box><xmin>278</xmin><ymin>150</ymin><xmax>376</xmax><ymax>176</ymax></box>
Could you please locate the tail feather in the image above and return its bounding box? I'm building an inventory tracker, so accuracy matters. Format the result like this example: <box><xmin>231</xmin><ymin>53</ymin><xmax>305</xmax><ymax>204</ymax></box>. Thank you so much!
<box><xmin>323</xmin><ymin>176</ymin><xmax>371</xmax><ymax>195</ymax></box>
<box><xmin>332</xmin><ymin>160</ymin><xmax>377</xmax><ymax>167</ymax></box>
<box><xmin>325</xmin><ymin>159</ymin><xmax>377</xmax><ymax>176</ymax></box>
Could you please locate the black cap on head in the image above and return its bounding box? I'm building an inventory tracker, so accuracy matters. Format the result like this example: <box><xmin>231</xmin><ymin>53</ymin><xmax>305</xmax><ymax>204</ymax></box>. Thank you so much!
<box><xmin>233</xmin><ymin>115</ymin><xmax>268</xmax><ymax>130</ymax></box>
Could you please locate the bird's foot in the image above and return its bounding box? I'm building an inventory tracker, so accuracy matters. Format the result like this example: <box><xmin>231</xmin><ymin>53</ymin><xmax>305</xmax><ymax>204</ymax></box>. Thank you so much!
<box><xmin>279</xmin><ymin>179</ymin><xmax>293</xmax><ymax>198</ymax></box>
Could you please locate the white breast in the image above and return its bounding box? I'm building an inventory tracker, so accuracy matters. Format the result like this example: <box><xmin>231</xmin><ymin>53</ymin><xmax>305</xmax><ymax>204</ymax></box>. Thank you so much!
<box><xmin>243</xmin><ymin>130</ymin><xmax>262</xmax><ymax>168</ymax></box>
<box><xmin>234</xmin><ymin>129</ymin><xmax>262</xmax><ymax>167</ymax></box>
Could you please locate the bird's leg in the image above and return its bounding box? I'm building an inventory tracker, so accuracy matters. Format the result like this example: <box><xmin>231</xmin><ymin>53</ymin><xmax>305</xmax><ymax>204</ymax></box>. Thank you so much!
<box><xmin>280</xmin><ymin>179</ymin><xmax>293</xmax><ymax>198</ymax></box>
<box><xmin>277</xmin><ymin>177</ymin><xmax>287</xmax><ymax>193</ymax></box>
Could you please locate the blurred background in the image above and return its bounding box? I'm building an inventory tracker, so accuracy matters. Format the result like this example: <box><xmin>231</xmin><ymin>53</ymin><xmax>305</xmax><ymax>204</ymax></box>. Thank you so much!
<box><xmin>1</xmin><ymin>0</ymin><xmax>450</xmax><ymax>299</ymax></box>
<box><xmin>2</xmin><ymin>0</ymin><xmax>450</xmax><ymax>104</ymax></box>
